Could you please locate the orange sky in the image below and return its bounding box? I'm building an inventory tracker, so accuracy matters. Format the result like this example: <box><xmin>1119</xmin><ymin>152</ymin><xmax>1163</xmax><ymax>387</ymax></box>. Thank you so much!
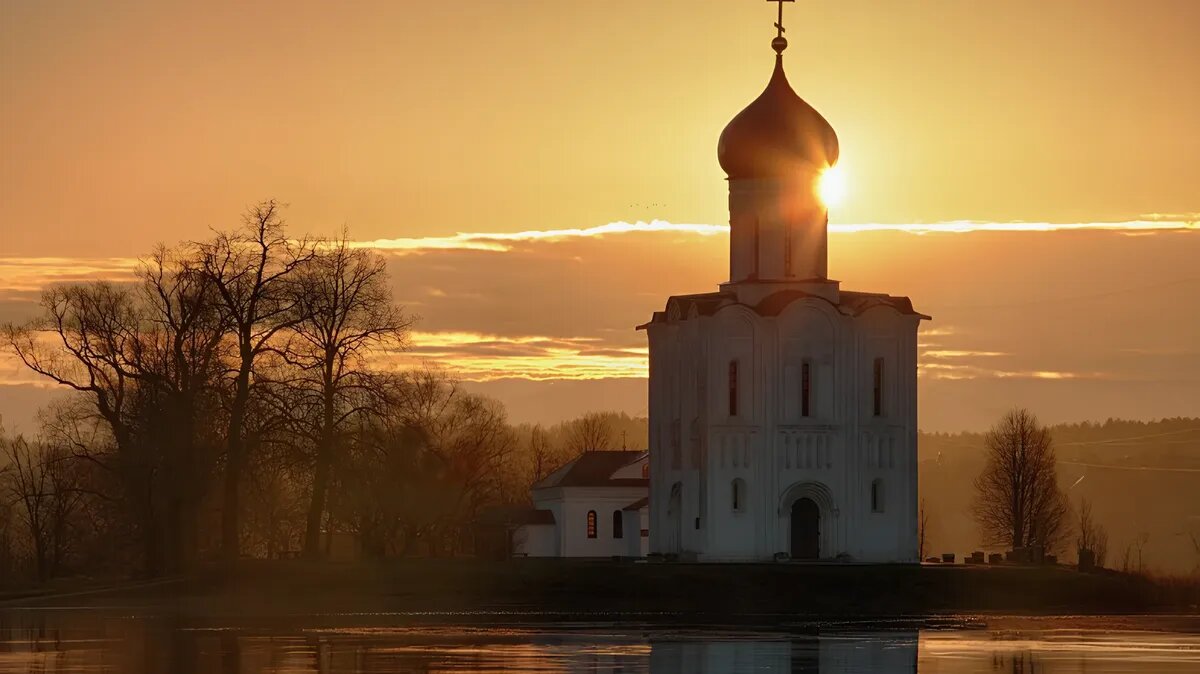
<box><xmin>1</xmin><ymin>1</ymin><xmax>1198</xmax><ymax>434</ymax></box>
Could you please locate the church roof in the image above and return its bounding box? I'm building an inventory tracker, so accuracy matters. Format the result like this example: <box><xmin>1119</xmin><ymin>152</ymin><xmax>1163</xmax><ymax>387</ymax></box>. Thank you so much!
<box><xmin>638</xmin><ymin>287</ymin><xmax>929</xmax><ymax>329</ymax></box>
<box><xmin>623</xmin><ymin>497</ymin><xmax>649</xmax><ymax>512</ymax></box>
<box><xmin>532</xmin><ymin>450</ymin><xmax>648</xmax><ymax>490</ymax></box>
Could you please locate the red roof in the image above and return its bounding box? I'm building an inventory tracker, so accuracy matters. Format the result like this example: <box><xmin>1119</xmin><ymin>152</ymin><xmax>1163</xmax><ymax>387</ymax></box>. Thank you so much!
<box><xmin>533</xmin><ymin>451</ymin><xmax>648</xmax><ymax>489</ymax></box>
<box><xmin>623</xmin><ymin>497</ymin><xmax>649</xmax><ymax>511</ymax></box>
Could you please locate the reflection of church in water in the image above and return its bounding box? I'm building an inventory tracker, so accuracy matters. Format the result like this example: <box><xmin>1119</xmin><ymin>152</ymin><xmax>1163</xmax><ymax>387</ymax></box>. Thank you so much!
<box><xmin>640</xmin><ymin>3</ymin><xmax>927</xmax><ymax>562</ymax></box>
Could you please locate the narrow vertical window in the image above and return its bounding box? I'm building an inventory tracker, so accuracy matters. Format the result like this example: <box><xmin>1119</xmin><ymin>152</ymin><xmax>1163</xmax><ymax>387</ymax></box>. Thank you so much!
<box><xmin>728</xmin><ymin>360</ymin><xmax>739</xmax><ymax>417</ymax></box>
<box><xmin>872</xmin><ymin>357</ymin><xmax>884</xmax><ymax>417</ymax></box>
<box><xmin>871</xmin><ymin>479</ymin><xmax>885</xmax><ymax>513</ymax></box>
<box><xmin>752</xmin><ymin>218</ymin><xmax>760</xmax><ymax>279</ymax></box>
<box><xmin>732</xmin><ymin>479</ymin><xmax>746</xmax><ymax>513</ymax></box>
<box><xmin>784</xmin><ymin>221</ymin><xmax>793</xmax><ymax>277</ymax></box>
<box><xmin>612</xmin><ymin>510</ymin><xmax>623</xmax><ymax>539</ymax></box>
<box><xmin>586</xmin><ymin>510</ymin><xmax>597</xmax><ymax>538</ymax></box>
<box><xmin>801</xmin><ymin>360</ymin><xmax>812</xmax><ymax>418</ymax></box>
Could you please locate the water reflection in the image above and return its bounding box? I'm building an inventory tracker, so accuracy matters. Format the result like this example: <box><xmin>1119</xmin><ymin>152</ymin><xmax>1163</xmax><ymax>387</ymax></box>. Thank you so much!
<box><xmin>1</xmin><ymin>612</ymin><xmax>1198</xmax><ymax>673</ymax></box>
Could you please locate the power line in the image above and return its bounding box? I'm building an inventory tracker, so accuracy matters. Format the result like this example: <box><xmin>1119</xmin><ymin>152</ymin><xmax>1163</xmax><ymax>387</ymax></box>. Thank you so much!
<box><xmin>1059</xmin><ymin>460</ymin><xmax>1200</xmax><ymax>474</ymax></box>
<box><xmin>1057</xmin><ymin>428</ymin><xmax>1200</xmax><ymax>446</ymax></box>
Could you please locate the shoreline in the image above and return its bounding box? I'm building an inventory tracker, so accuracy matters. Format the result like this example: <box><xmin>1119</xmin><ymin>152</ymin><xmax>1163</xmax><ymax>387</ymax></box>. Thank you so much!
<box><xmin>2</xmin><ymin>559</ymin><xmax>1196</xmax><ymax>621</ymax></box>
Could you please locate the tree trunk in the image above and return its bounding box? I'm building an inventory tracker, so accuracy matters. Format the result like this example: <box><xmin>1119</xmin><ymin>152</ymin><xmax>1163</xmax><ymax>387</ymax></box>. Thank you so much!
<box><xmin>303</xmin><ymin>448</ymin><xmax>332</xmax><ymax>558</ymax></box>
<box><xmin>221</xmin><ymin>367</ymin><xmax>251</xmax><ymax>562</ymax></box>
<box><xmin>303</xmin><ymin>395</ymin><xmax>336</xmax><ymax>558</ymax></box>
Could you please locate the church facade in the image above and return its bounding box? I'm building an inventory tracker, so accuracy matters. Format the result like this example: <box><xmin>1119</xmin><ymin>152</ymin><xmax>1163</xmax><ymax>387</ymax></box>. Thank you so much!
<box><xmin>639</xmin><ymin>20</ymin><xmax>928</xmax><ymax>563</ymax></box>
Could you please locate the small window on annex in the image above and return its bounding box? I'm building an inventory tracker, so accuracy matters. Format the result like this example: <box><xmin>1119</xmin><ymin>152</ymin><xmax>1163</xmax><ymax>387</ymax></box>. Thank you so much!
<box><xmin>871</xmin><ymin>479</ymin><xmax>884</xmax><ymax>513</ymax></box>
<box><xmin>731</xmin><ymin>478</ymin><xmax>747</xmax><ymax>513</ymax></box>
<box><xmin>586</xmin><ymin>510</ymin><xmax>597</xmax><ymax>538</ymax></box>
<box><xmin>612</xmin><ymin>510</ymin><xmax>624</xmax><ymax>539</ymax></box>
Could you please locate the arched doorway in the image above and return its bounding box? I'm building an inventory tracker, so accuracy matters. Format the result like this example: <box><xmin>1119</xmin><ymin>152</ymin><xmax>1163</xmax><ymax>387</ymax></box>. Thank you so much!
<box><xmin>790</xmin><ymin>497</ymin><xmax>820</xmax><ymax>560</ymax></box>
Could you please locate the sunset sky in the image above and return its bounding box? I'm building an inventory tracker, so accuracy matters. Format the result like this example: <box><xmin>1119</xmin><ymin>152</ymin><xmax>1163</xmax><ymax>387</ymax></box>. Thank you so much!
<box><xmin>2</xmin><ymin>0</ymin><xmax>1198</xmax><ymax>434</ymax></box>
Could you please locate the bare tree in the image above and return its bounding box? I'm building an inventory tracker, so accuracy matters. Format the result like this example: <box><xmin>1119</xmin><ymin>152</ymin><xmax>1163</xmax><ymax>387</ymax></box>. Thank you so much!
<box><xmin>529</xmin><ymin>424</ymin><xmax>553</xmax><ymax>484</ymax></box>
<box><xmin>1134</xmin><ymin>531</ymin><xmax>1150</xmax><ymax>572</ymax></box>
<box><xmin>130</xmin><ymin>247</ymin><xmax>228</xmax><ymax>570</ymax></box>
<box><xmin>196</xmin><ymin>201</ymin><xmax>315</xmax><ymax>561</ymax></box>
<box><xmin>972</xmin><ymin>408</ymin><xmax>1071</xmax><ymax>556</ymax></box>
<box><xmin>1120</xmin><ymin>543</ymin><xmax>1134</xmax><ymax>573</ymax></box>
<box><xmin>563</xmin><ymin>412</ymin><xmax>616</xmax><ymax>455</ymax></box>
<box><xmin>287</xmin><ymin>237</ymin><xmax>413</xmax><ymax>557</ymax></box>
<box><xmin>4</xmin><ymin>283</ymin><xmax>139</xmax><ymax>453</ymax></box>
<box><xmin>382</xmin><ymin>367</ymin><xmax>517</xmax><ymax>555</ymax></box>
<box><xmin>918</xmin><ymin>498</ymin><xmax>931</xmax><ymax>560</ymax></box>
<box><xmin>1</xmin><ymin>434</ymin><xmax>83</xmax><ymax>581</ymax></box>
<box><xmin>2</xmin><ymin>284</ymin><xmax>162</xmax><ymax>571</ymax></box>
<box><xmin>1075</xmin><ymin>498</ymin><xmax>1109</xmax><ymax>569</ymax></box>
<box><xmin>0</xmin><ymin>493</ymin><xmax>12</xmax><ymax>582</ymax></box>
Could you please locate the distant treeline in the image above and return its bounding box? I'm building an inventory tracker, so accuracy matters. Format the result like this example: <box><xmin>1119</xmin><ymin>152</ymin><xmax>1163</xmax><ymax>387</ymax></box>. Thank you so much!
<box><xmin>921</xmin><ymin>417</ymin><xmax>1200</xmax><ymax>574</ymax></box>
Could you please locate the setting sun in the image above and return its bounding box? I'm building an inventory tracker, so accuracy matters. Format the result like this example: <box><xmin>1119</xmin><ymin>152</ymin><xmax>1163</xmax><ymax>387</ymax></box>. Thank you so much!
<box><xmin>818</xmin><ymin>165</ymin><xmax>848</xmax><ymax>207</ymax></box>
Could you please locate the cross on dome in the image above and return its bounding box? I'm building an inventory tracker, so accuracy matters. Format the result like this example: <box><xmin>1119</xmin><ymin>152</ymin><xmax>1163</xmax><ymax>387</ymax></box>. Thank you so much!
<box><xmin>770</xmin><ymin>0</ymin><xmax>795</xmax><ymax>53</ymax></box>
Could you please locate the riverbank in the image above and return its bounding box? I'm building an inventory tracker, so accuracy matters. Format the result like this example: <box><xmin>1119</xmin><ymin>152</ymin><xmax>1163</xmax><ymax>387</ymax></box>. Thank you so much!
<box><xmin>4</xmin><ymin>559</ymin><xmax>1196</xmax><ymax>619</ymax></box>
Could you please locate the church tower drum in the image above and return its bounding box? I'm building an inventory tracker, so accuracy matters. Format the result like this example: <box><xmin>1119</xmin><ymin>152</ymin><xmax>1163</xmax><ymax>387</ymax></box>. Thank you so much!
<box><xmin>718</xmin><ymin>31</ymin><xmax>839</xmax><ymax>283</ymax></box>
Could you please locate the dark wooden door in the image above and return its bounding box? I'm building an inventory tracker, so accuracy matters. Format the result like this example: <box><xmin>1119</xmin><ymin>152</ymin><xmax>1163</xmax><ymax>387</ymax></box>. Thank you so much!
<box><xmin>790</xmin><ymin>497</ymin><xmax>820</xmax><ymax>560</ymax></box>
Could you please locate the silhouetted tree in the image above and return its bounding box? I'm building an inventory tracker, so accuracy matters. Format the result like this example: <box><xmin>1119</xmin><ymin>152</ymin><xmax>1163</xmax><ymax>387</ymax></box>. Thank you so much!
<box><xmin>196</xmin><ymin>200</ymin><xmax>315</xmax><ymax>561</ymax></box>
<box><xmin>1</xmin><ymin>433</ymin><xmax>84</xmax><ymax>581</ymax></box>
<box><xmin>1075</xmin><ymin>498</ymin><xmax>1109</xmax><ymax>569</ymax></box>
<box><xmin>287</xmin><ymin>236</ymin><xmax>413</xmax><ymax>557</ymax></box>
<box><xmin>972</xmin><ymin>408</ymin><xmax>1070</xmax><ymax>555</ymax></box>
<box><xmin>529</xmin><ymin>424</ymin><xmax>553</xmax><ymax>484</ymax></box>
<box><xmin>130</xmin><ymin>247</ymin><xmax>228</xmax><ymax>571</ymax></box>
<box><xmin>918</xmin><ymin>498</ymin><xmax>931</xmax><ymax>560</ymax></box>
<box><xmin>357</xmin><ymin>367</ymin><xmax>517</xmax><ymax>555</ymax></box>
<box><xmin>3</xmin><ymin>283</ymin><xmax>161</xmax><ymax>572</ymax></box>
<box><xmin>0</xmin><ymin>492</ymin><xmax>12</xmax><ymax>582</ymax></box>
<box><xmin>563</xmin><ymin>412</ymin><xmax>616</xmax><ymax>454</ymax></box>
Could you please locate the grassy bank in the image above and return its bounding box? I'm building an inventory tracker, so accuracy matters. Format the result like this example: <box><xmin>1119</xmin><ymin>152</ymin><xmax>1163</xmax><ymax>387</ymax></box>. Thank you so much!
<box><xmin>5</xmin><ymin>559</ymin><xmax>1196</xmax><ymax>620</ymax></box>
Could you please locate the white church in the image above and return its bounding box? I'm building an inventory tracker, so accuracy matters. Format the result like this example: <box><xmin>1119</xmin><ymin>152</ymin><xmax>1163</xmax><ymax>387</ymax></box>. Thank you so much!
<box><xmin>637</xmin><ymin>9</ymin><xmax>928</xmax><ymax>563</ymax></box>
<box><xmin>499</xmin><ymin>5</ymin><xmax>926</xmax><ymax>563</ymax></box>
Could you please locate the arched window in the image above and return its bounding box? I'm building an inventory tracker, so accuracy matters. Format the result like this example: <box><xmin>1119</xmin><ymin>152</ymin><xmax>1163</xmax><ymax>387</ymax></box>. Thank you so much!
<box><xmin>586</xmin><ymin>510</ymin><xmax>597</xmax><ymax>538</ymax></box>
<box><xmin>731</xmin><ymin>478</ymin><xmax>746</xmax><ymax>513</ymax></box>
<box><xmin>872</xmin><ymin>357</ymin><xmax>885</xmax><ymax>417</ymax></box>
<box><xmin>612</xmin><ymin>510</ymin><xmax>624</xmax><ymax>539</ymax></box>
<box><xmin>728</xmin><ymin>360</ymin><xmax>739</xmax><ymax>417</ymax></box>
<box><xmin>871</xmin><ymin>479</ymin><xmax>885</xmax><ymax>513</ymax></box>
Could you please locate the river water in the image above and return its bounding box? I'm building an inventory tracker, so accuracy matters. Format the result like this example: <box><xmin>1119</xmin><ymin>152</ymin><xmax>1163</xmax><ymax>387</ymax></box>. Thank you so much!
<box><xmin>0</xmin><ymin>612</ymin><xmax>1197</xmax><ymax>673</ymax></box>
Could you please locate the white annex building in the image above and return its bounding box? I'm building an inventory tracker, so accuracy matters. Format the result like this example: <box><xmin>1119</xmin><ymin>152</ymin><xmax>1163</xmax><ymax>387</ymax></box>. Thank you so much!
<box><xmin>497</xmin><ymin>451</ymin><xmax>649</xmax><ymax>558</ymax></box>
<box><xmin>638</xmin><ymin>9</ymin><xmax>928</xmax><ymax>563</ymax></box>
